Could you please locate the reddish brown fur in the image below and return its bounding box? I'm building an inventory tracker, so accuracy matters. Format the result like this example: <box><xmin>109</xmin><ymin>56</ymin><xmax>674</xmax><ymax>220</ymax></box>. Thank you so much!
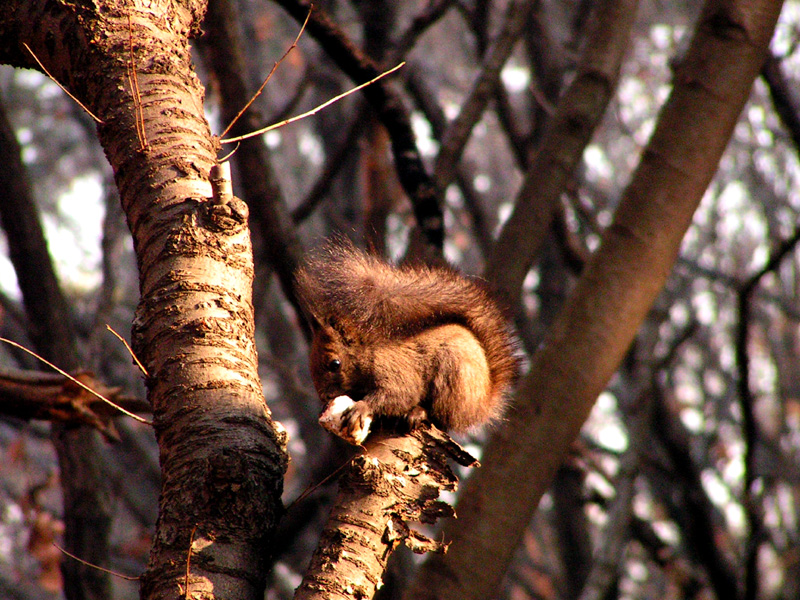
<box><xmin>295</xmin><ymin>240</ymin><xmax>519</xmax><ymax>434</ymax></box>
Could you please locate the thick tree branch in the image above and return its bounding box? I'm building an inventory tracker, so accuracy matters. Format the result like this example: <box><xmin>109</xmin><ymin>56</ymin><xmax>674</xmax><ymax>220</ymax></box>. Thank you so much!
<box><xmin>1</xmin><ymin>3</ymin><xmax>289</xmax><ymax>599</ymax></box>
<box><xmin>294</xmin><ymin>427</ymin><xmax>477</xmax><ymax>600</ymax></box>
<box><xmin>486</xmin><ymin>0</ymin><xmax>639</xmax><ymax>307</ymax></box>
<box><xmin>407</xmin><ymin>1</ymin><xmax>784</xmax><ymax>598</ymax></box>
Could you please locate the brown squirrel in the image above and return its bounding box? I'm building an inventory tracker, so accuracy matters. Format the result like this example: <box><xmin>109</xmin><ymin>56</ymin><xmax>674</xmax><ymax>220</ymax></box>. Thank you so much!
<box><xmin>295</xmin><ymin>239</ymin><xmax>519</xmax><ymax>444</ymax></box>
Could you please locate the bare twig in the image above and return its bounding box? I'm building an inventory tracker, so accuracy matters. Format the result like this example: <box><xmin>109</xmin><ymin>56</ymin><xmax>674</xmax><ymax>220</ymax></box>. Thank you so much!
<box><xmin>184</xmin><ymin>524</ymin><xmax>198</xmax><ymax>600</ymax></box>
<box><xmin>105</xmin><ymin>324</ymin><xmax>148</xmax><ymax>377</ymax></box>
<box><xmin>221</xmin><ymin>62</ymin><xmax>405</xmax><ymax>144</ymax></box>
<box><xmin>22</xmin><ymin>43</ymin><xmax>103</xmax><ymax>123</ymax></box>
<box><xmin>54</xmin><ymin>543</ymin><xmax>139</xmax><ymax>581</ymax></box>
<box><xmin>219</xmin><ymin>6</ymin><xmax>312</xmax><ymax>139</ymax></box>
<box><xmin>127</xmin><ymin>12</ymin><xmax>148</xmax><ymax>150</ymax></box>
<box><xmin>0</xmin><ymin>337</ymin><xmax>150</xmax><ymax>425</ymax></box>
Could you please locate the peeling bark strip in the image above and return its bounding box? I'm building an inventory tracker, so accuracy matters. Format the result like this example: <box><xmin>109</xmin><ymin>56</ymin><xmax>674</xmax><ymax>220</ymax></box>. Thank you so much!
<box><xmin>0</xmin><ymin>2</ymin><xmax>288</xmax><ymax>599</ymax></box>
<box><xmin>295</xmin><ymin>427</ymin><xmax>476</xmax><ymax>600</ymax></box>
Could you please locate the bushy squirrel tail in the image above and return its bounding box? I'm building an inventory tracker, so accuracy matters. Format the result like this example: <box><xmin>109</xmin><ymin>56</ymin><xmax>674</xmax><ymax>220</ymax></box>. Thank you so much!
<box><xmin>295</xmin><ymin>239</ymin><xmax>519</xmax><ymax>403</ymax></box>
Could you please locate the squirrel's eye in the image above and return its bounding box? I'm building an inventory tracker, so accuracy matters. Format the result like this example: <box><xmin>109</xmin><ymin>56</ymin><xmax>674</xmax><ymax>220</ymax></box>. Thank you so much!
<box><xmin>328</xmin><ymin>358</ymin><xmax>341</xmax><ymax>372</ymax></box>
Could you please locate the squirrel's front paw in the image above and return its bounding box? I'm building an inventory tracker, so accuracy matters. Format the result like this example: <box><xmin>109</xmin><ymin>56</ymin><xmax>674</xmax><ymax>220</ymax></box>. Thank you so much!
<box><xmin>319</xmin><ymin>396</ymin><xmax>373</xmax><ymax>445</ymax></box>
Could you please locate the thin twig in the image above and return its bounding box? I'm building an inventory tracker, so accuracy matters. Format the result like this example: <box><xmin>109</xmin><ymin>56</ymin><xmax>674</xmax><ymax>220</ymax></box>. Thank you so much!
<box><xmin>184</xmin><ymin>524</ymin><xmax>198</xmax><ymax>600</ymax></box>
<box><xmin>105</xmin><ymin>324</ymin><xmax>148</xmax><ymax>377</ymax></box>
<box><xmin>220</xmin><ymin>6</ymin><xmax>312</xmax><ymax>139</ymax></box>
<box><xmin>53</xmin><ymin>543</ymin><xmax>139</xmax><ymax>581</ymax></box>
<box><xmin>127</xmin><ymin>12</ymin><xmax>148</xmax><ymax>150</ymax></box>
<box><xmin>0</xmin><ymin>337</ymin><xmax>150</xmax><ymax>425</ymax></box>
<box><xmin>22</xmin><ymin>43</ymin><xmax>103</xmax><ymax>124</ymax></box>
<box><xmin>221</xmin><ymin>62</ymin><xmax>404</xmax><ymax>144</ymax></box>
<box><xmin>285</xmin><ymin>455</ymin><xmax>356</xmax><ymax>512</ymax></box>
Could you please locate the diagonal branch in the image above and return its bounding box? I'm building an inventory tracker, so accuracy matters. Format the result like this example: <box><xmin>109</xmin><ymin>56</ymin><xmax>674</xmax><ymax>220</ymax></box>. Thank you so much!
<box><xmin>407</xmin><ymin>1</ymin><xmax>785</xmax><ymax>598</ymax></box>
<box><xmin>432</xmin><ymin>0</ymin><xmax>530</xmax><ymax>193</ymax></box>
<box><xmin>486</xmin><ymin>0</ymin><xmax>639</xmax><ymax>307</ymax></box>
<box><xmin>274</xmin><ymin>0</ymin><xmax>445</xmax><ymax>250</ymax></box>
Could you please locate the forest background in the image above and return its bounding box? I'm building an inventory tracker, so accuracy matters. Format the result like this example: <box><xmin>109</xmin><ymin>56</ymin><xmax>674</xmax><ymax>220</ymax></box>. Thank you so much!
<box><xmin>0</xmin><ymin>1</ymin><xmax>797</xmax><ymax>600</ymax></box>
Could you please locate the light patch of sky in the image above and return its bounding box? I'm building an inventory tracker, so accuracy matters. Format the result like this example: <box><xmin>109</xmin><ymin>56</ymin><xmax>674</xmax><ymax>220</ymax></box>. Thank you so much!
<box><xmin>752</xmin><ymin>353</ymin><xmax>778</xmax><ymax>396</ymax></box>
<box><xmin>501</xmin><ymin>63</ymin><xmax>530</xmax><ymax>94</ymax></box>
<box><xmin>703</xmin><ymin>369</ymin><xmax>725</xmax><ymax>397</ymax></box>
<box><xmin>298</xmin><ymin>130</ymin><xmax>323</xmax><ymax>166</ymax></box>
<box><xmin>443</xmin><ymin>101</ymin><xmax>460</xmax><ymax>121</ymax></box>
<box><xmin>264</xmin><ymin>130</ymin><xmax>282</xmax><ymax>149</ymax></box>
<box><xmin>15</xmin><ymin>127</ymin><xmax>32</xmax><ymax>145</ymax></box>
<box><xmin>717</xmin><ymin>181</ymin><xmax>766</xmax><ymax>230</ymax></box>
<box><xmin>473</xmin><ymin>173</ymin><xmax>491</xmax><ymax>193</ymax></box>
<box><xmin>385</xmin><ymin>214</ymin><xmax>410</xmax><ymax>262</ymax></box>
<box><xmin>722</xmin><ymin>452</ymin><xmax>744</xmax><ymax>488</ymax></box>
<box><xmin>585</xmin><ymin>502</ymin><xmax>608</xmax><ymax>528</ymax></box>
<box><xmin>15</xmin><ymin>69</ymin><xmax>61</xmax><ymax>101</ymax></box>
<box><xmin>0</xmin><ymin>249</ymin><xmax>20</xmax><ymax>300</ymax></box>
<box><xmin>44</xmin><ymin>174</ymin><xmax>104</xmax><ymax>292</ymax></box>
<box><xmin>411</xmin><ymin>111</ymin><xmax>438</xmax><ymax>157</ymax></box>
<box><xmin>669</xmin><ymin>302</ymin><xmax>690</xmax><ymax>327</ymax></box>
<box><xmin>585</xmin><ymin>391</ymin><xmax>629</xmax><ymax>453</ymax></box>
<box><xmin>652</xmin><ymin>520</ymin><xmax>680</xmax><ymax>546</ymax></box>
<box><xmin>772</xmin><ymin>4</ymin><xmax>800</xmax><ymax>55</ymax></box>
<box><xmin>719</xmin><ymin>343</ymin><xmax>735</xmax><ymax>371</ymax></box>
<box><xmin>585</xmin><ymin>470</ymin><xmax>616</xmax><ymax>501</ymax></box>
<box><xmin>649</xmin><ymin>24</ymin><xmax>673</xmax><ymax>50</ymax></box>
<box><xmin>617</xmin><ymin>78</ymin><xmax>648</xmax><ymax>122</ymax></box>
<box><xmin>596</xmin><ymin>209</ymin><xmax>612</xmax><ymax>228</ymax></box>
<box><xmin>628</xmin><ymin>561</ymin><xmax>648</xmax><ymax>582</ymax></box>
<box><xmin>21</xmin><ymin>144</ymin><xmax>38</xmax><ymax>165</ymax></box>
<box><xmin>775</xmin><ymin>484</ymin><xmax>798</xmax><ymax>532</ymax></box>
<box><xmin>445</xmin><ymin>184</ymin><xmax>463</xmax><ymax>207</ymax></box>
<box><xmin>583</xmin><ymin>144</ymin><xmax>613</xmax><ymax>182</ymax></box>
<box><xmin>679</xmin><ymin>406</ymin><xmax>704</xmax><ymax>433</ymax></box>
<box><xmin>701</xmin><ymin>468</ymin><xmax>732</xmax><ymax>505</ymax></box>
<box><xmin>691</xmin><ymin>289</ymin><xmax>717</xmax><ymax>326</ymax></box>
<box><xmin>0</xmin><ymin>507</ymin><xmax>21</xmax><ymax>560</ymax></box>
<box><xmin>699</xmin><ymin>470</ymin><xmax>746</xmax><ymax>539</ymax></box>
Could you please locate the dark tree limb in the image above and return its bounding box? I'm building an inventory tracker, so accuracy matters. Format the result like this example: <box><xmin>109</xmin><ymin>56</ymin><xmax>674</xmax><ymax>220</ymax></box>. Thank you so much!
<box><xmin>0</xmin><ymin>89</ymin><xmax>114</xmax><ymax>600</ymax></box>
<box><xmin>0</xmin><ymin>368</ymin><xmax>150</xmax><ymax>437</ymax></box>
<box><xmin>486</xmin><ymin>0</ymin><xmax>639</xmax><ymax>307</ymax></box>
<box><xmin>736</xmin><ymin>226</ymin><xmax>800</xmax><ymax>600</ymax></box>
<box><xmin>405</xmin><ymin>64</ymin><xmax>494</xmax><ymax>254</ymax></box>
<box><xmin>274</xmin><ymin>0</ymin><xmax>444</xmax><ymax>251</ymax></box>
<box><xmin>291</xmin><ymin>106</ymin><xmax>369</xmax><ymax>224</ymax></box>
<box><xmin>762</xmin><ymin>52</ymin><xmax>800</xmax><ymax>152</ymax></box>
<box><xmin>432</xmin><ymin>0</ymin><xmax>530</xmax><ymax>192</ymax></box>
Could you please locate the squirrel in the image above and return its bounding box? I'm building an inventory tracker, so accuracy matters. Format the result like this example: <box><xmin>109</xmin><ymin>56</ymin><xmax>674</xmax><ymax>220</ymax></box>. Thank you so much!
<box><xmin>295</xmin><ymin>239</ymin><xmax>519</xmax><ymax>444</ymax></box>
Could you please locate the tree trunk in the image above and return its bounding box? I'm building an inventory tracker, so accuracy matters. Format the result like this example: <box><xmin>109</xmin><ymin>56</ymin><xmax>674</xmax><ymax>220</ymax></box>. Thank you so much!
<box><xmin>0</xmin><ymin>2</ymin><xmax>289</xmax><ymax>599</ymax></box>
<box><xmin>406</xmin><ymin>1</ymin><xmax>785</xmax><ymax>599</ymax></box>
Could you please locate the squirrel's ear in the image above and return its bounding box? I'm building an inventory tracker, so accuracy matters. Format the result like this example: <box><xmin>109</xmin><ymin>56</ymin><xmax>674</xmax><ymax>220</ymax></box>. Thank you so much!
<box><xmin>303</xmin><ymin>310</ymin><xmax>323</xmax><ymax>333</ymax></box>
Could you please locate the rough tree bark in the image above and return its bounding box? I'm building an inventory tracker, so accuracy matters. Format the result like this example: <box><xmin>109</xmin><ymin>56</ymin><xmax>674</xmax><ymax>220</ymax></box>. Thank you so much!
<box><xmin>406</xmin><ymin>1</ymin><xmax>785</xmax><ymax>599</ymax></box>
<box><xmin>0</xmin><ymin>2</ymin><xmax>288</xmax><ymax>600</ymax></box>
<box><xmin>294</xmin><ymin>428</ymin><xmax>477</xmax><ymax>600</ymax></box>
